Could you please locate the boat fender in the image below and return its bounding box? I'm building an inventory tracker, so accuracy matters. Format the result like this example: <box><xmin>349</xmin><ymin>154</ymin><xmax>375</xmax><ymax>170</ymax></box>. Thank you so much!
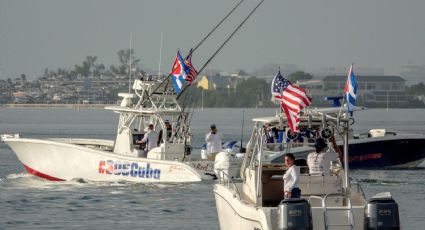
<box><xmin>277</xmin><ymin>199</ymin><xmax>312</xmax><ymax>230</ymax></box>
<box><xmin>365</xmin><ymin>197</ymin><xmax>400</xmax><ymax>230</ymax></box>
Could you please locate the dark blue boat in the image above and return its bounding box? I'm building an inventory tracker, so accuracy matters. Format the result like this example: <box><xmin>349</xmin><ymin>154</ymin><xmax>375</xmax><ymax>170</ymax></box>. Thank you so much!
<box><xmin>268</xmin><ymin>129</ymin><xmax>425</xmax><ymax>169</ymax></box>
<box><xmin>341</xmin><ymin>131</ymin><xmax>425</xmax><ymax>168</ymax></box>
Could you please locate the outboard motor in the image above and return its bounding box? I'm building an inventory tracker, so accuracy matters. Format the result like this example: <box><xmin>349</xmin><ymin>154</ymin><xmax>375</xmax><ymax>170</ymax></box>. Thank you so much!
<box><xmin>277</xmin><ymin>199</ymin><xmax>312</xmax><ymax>230</ymax></box>
<box><xmin>365</xmin><ymin>194</ymin><xmax>400</xmax><ymax>230</ymax></box>
<box><xmin>214</xmin><ymin>151</ymin><xmax>230</xmax><ymax>178</ymax></box>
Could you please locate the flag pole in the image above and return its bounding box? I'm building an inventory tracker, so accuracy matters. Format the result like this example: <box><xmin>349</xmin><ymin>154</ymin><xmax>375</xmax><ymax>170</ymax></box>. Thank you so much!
<box><xmin>158</xmin><ymin>32</ymin><xmax>163</xmax><ymax>80</ymax></box>
<box><xmin>201</xmin><ymin>89</ymin><xmax>204</xmax><ymax>111</ymax></box>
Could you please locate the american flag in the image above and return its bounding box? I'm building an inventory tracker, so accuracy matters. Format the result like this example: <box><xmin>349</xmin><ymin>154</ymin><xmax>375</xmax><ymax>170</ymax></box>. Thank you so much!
<box><xmin>184</xmin><ymin>56</ymin><xmax>198</xmax><ymax>84</ymax></box>
<box><xmin>344</xmin><ymin>64</ymin><xmax>357</xmax><ymax>117</ymax></box>
<box><xmin>271</xmin><ymin>71</ymin><xmax>312</xmax><ymax>132</ymax></box>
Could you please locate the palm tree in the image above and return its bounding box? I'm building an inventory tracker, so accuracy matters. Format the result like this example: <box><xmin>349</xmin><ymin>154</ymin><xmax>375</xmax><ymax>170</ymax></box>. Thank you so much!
<box><xmin>109</xmin><ymin>49</ymin><xmax>140</xmax><ymax>77</ymax></box>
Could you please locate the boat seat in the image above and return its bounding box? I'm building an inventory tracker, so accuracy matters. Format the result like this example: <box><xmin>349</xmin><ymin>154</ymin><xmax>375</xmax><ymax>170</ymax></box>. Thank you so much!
<box><xmin>261</xmin><ymin>166</ymin><xmax>285</xmax><ymax>207</ymax></box>
<box><xmin>299</xmin><ymin>175</ymin><xmax>342</xmax><ymax>196</ymax></box>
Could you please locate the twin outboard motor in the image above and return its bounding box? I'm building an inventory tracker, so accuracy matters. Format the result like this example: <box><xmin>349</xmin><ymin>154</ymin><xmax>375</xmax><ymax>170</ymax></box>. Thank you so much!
<box><xmin>278</xmin><ymin>199</ymin><xmax>312</xmax><ymax>230</ymax></box>
<box><xmin>365</xmin><ymin>196</ymin><xmax>400</xmax><ymax>230</ymax></box>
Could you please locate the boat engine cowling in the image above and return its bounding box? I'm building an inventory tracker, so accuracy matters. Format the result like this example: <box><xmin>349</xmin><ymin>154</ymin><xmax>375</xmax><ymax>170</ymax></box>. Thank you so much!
<box><xmin>214</xmin><ymin>151</ymin><xmax>230</xmax><ymax>177</ymax></box>
<box><xmin>277</xmin><ymin>199</ymin><xmax>312</xmax><ymax>230</ymax></box>
<box><xmin>365</xmin><ymin>196</ymin><xmax>400</xmax><ymax>230</ymax></box>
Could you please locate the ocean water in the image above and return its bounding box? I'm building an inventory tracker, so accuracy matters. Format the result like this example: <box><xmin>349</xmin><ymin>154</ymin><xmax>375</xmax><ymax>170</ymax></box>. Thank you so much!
<box><xmin>0</xmin><ymin>108</ymin><xmax>424</xmax><ymax>229</ymax></box>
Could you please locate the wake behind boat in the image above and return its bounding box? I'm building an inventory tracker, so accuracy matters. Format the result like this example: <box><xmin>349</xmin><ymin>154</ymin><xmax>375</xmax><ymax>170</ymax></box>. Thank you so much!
<box><xmin>1</xmin><ymin>78</ymin><xmax>241</xmax><ymax>182</ymax></box>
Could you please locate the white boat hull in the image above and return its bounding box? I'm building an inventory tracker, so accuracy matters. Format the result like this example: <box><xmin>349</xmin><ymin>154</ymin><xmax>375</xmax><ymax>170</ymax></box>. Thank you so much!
<box><xmin>214</xmin><ymin>184</ymin><xmax>268</xmax><ymax>229</ymax></box>
<box><xmin>214</xmin><ymin>184</ymin><xmax>366</xmax><ymax>230</ymax></box>
<box><xmin>4</xmin><ymin>138</ymin><xmax>208</xmax><ymax>183</ymax></box>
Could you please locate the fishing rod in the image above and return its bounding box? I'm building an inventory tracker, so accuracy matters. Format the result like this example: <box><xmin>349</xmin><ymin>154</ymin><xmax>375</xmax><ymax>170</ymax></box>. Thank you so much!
<box><xmin>181</xmin><ymin>0</ymin><xmax>266</xmax><ymax>140</ymax></box>
<box><xmin>240</xmin><ymin>110</ymin><xmax>245</xmax><ymax>152</ymax></box>
<box><xmin>140</xmin><ymin>0</ymin><xmax>246</xmax><ymax>105</ymax></box>
<box><xmin>177</xmin><ymin>0</ymin><xmax>266</xmax><ymax>99</ymax></box>
<box><xmin>192</xmin><ymin>0</ymin><xmax>245</xmax><ymax>55</ymax></box>
<box><xmin>176</xmin><ymin>0</ymin><xmax>266</xmax><ymax>154</ymax></box>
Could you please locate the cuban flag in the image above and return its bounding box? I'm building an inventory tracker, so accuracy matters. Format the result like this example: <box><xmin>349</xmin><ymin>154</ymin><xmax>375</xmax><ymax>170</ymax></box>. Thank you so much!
<box><xmin>170</xmin><ymin>51</ymin><xmax>190</xmax><ymax>93</ymax></box>
<box><xmin>344</xmin><ymin>64</ymin><xmax>357</xmax><ymax>116</ymax></box>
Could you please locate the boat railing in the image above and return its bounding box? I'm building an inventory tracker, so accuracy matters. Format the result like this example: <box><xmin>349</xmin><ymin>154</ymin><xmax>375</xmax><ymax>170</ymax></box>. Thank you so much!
<box><xmin>308</xmin><ymin>193</ymin><xmax>356</xmax><ymax>229</ymax></box>
<box><xmin>350</xmin><ymin>178</ymin><xmax>366</xmax><ymax>198</ymax></box>
<box><xmin>217</xmin><ymin>169</ymin><xmax>241</xmax><ymax>200</ymax></box>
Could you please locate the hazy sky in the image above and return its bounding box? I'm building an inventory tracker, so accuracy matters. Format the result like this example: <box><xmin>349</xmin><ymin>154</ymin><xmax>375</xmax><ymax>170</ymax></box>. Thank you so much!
<box><xmin>1</xmin><ymin>0</ymin><xmax>425</xmax><ymax>79</ymax></box>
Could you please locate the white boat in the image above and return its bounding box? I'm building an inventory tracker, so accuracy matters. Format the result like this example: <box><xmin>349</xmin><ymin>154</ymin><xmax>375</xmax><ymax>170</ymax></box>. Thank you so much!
<box><xmin>214</xmin><ymin>109</ymin><xmax>401</xmax><ymax>229</ymax></box>
<box><xmin>1</xmin><ymin>78</ymin><xmax>241</xmax><ymax>183</ymax></box>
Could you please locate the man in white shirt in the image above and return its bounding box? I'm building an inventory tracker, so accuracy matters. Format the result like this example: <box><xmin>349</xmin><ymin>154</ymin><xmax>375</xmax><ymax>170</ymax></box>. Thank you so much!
<box><xmin>283</xmin><ymin>153</ymin><xmax>300</xmax><ymax>199</ymax></box>
<box><xmin>205</xmin><ymin>124</ymin><xmax>223</xmax><ymax>160</ymax></box>
<box><xmin>140</xmin><ymin>124</ymin><xmax>159</xmax><ymax>152</ymax></box>
<box><xmin>307</xmin><ymin>137</ymin><xmax>339</xmax><ymax>175</ymax></box>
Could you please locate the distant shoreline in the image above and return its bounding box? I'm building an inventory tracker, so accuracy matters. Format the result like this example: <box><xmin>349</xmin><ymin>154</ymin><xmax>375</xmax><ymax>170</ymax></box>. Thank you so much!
<box><xmin>1</xmin><ymin>104</ymin><xmax>424</xmax><ymax>109</ymax></box>
<box><xmin>0</xmin><ymin>104</ymin><xmax>113</xmax><ymax>108</ymax></box>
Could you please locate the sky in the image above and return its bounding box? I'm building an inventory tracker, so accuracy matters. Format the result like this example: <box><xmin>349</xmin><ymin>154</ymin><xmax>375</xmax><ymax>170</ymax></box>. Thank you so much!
<box><xmin>1</xmin><ymin>0</ymin><xmax>425</xmax><ymax>80</ymax></box>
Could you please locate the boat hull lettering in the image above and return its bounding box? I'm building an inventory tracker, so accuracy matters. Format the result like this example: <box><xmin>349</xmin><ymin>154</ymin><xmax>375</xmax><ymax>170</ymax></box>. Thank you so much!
<box><xmin>99</xmin><ymin>160</ymin><xmax>160</xmax><ymax>179</ymax></box>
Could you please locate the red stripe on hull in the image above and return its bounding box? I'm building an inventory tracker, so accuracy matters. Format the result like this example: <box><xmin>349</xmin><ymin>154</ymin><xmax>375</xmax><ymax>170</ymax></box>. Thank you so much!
<box><xmin>23</xmin><ymin>164</ymin><xmax>64</xmax><ymax>181</ymax></box>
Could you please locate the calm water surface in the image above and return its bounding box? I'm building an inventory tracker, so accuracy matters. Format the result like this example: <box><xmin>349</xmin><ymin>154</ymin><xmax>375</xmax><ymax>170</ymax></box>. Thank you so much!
<box><xmin>0</xmin><ymin>108</ymin><xmax>424</xmax><ymax>229</ymax></box>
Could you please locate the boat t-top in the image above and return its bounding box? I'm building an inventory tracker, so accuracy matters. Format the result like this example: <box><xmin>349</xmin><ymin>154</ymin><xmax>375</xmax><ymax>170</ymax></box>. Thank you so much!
<box><xmin>1</xmin><ymin>77</ymin><xmax>240</xmax><ymax>183</ymax></box>
<box><xmin>214</xmin><ymin>109</ymin><xmax>401</xmax><ymax>230</ymax></box>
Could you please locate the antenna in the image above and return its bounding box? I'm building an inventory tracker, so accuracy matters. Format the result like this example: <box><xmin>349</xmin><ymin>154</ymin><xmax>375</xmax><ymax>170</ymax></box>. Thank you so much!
<box><xmin>158</xmin><ymin>32</ymin><xmax>163</xmax><ymax>80</ymax></box>
<box><xmin>128</xmin><ymin>32</ymin><xmax>132</xmax><ymax>94</ymax></box>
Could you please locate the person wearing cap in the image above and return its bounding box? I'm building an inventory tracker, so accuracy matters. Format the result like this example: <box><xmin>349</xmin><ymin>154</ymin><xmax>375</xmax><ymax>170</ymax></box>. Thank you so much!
<box><xmin>307</xmin><ymin>137</ymin><xmax>339</xmax><ymax>175</ymax></box>
<box><xmin>139</xmin><ymin>124</ymin><xmax>159</xmax><ymax>153</ymax></box>
<box><xmin>157</xmin><ymin>120</ymin><xmax>172</xmax><ymax>145</ymax></box>
<box><xmin>205</xmin><ymin>124</ymin><xmax>223</xmax><ymax>160</ymax></box>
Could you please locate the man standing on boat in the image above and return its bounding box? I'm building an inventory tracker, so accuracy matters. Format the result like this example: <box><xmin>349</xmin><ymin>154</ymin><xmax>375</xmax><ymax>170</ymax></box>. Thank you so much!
<box><xmin>283</xmin><ymin>153</ymin><xmax>300</xmax><ymax>199</ymax></box>
<box><xmin>205</xmin><ymin>124</ymin><xmax>223</xmax><ymax>160</ymax></box>
<box><xmin>140</xmin><ymin>124</ymin><xmax>159</xmax><ymax>156</ymax></box>
<box><xmin>307</xmin><ymin>137</ymin><xmax>339</xmax><ymax>175</ymax></box>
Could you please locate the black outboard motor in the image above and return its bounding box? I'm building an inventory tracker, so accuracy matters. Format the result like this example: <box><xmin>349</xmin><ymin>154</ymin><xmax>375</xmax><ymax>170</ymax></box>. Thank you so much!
<box><xmin>277</xmin><ymin>199</ymin><xmax>312</xmax><ymax>230</ymax></box>
<box><xmin>365</xmin><ymin>197</ymin><xmax>400</xmax><ymax>230</ymax></box>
